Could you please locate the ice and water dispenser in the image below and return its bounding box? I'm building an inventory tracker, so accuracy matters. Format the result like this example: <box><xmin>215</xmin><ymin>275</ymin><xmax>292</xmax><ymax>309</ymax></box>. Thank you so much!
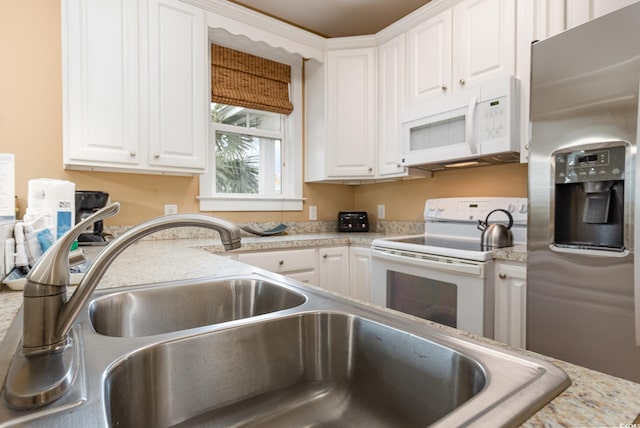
<box><xmin>553</xmin><ymin>143</ymin><xmax>626</xmax><ymax>251</ymax></box>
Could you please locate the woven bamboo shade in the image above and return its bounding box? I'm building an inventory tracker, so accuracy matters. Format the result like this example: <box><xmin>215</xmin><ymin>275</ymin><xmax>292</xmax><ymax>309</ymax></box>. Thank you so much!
<box><xmin>211</xmin><ymin>44</ymin><xmax>294</xmax><ymax>115</ymax></box>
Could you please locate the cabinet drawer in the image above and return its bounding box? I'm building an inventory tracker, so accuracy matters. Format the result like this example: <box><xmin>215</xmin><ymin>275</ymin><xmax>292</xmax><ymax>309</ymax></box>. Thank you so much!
<box><xmin>238</xmin><ymin>249</ymin><xmax>317</xmax><ymax>273</ymax></box>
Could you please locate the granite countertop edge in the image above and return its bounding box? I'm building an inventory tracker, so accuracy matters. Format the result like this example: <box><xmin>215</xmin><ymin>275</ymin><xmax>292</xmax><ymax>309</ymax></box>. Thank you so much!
<box><xmin>0</xmin><ymin>235</ymin><xmax>636</xmax><ymax>426</ymax></box>
<box><xmin>198</xmin><ymin>232</ymin><xmax>528</xmax><ymax>262</ymax></box>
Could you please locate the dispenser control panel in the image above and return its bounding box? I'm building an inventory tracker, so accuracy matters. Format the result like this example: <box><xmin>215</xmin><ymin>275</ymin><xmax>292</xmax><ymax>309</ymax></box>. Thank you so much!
<box><xmin>554</xmin><ymin>144</ymin><xmax>626</xmax><ymax>183</ymax></box>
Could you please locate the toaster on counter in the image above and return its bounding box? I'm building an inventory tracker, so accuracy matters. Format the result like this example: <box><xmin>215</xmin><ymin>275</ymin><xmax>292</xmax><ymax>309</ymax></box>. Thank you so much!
<box><xmin>338</xmin><ymin>211</ymin><xmax>369</xmax><ymax>232</ymax></box>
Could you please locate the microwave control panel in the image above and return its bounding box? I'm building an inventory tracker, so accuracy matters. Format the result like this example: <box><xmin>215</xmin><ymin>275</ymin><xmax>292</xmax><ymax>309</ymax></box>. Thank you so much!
<box><xmin>477</xmin><ymin>96</ymin><xmax>508</xmax><ymax>140</ymax></box>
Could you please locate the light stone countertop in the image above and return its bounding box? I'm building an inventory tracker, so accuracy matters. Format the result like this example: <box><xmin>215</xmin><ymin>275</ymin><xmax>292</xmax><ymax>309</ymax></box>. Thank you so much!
<box><xmin>0</xmin><ymin>235</ymin><xmax>637</xmax><ymax>426</ymax></box>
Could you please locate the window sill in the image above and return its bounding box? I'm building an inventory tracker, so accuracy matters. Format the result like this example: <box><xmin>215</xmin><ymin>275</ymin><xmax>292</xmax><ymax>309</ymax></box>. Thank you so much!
<box><xmin>198</xmin><ymin>195</ymin><xmax>304</xmax><ymax>212</ymax></box>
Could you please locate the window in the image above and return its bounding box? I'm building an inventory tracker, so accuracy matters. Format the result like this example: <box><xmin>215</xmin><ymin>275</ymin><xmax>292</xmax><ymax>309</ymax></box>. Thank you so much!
<box><xmin>199</xmin><ymin>43</ymin><xmax>303</xmax><ymax>212</ymax></box>
<box><xmin>211</xmin><ymin>103</ymin><xmax>283</xmax><ymax>195</ymax></box>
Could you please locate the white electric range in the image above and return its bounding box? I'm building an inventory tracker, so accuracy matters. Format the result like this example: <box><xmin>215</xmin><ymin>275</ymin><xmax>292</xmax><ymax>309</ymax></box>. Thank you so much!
<box><xmin>370</xmin><ymin>197</ymin><xmax>527</xmax><ymax>338</ymax></box>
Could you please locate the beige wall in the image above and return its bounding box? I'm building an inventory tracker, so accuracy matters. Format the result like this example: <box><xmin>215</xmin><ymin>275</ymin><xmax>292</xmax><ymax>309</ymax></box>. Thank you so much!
<box><xmin>0</xmin><ymin>1</ymin><xmax>526</xmax><ymax>227</ymax></box>
<box><xmin>355</xmin><ymin>163</ymin><xmax>528</xmax><ymax>221</ymax></box>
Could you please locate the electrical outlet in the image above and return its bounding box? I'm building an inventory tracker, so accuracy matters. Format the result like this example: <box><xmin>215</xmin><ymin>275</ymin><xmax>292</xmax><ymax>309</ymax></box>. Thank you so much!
<box><xmin>309</xmin><ymin>205</ymin><xmax>318</xmax><ymax>221</ymax></box>
<box><xmin>164</xmin><ymin>204</ymin><xmax>178</xmax><ymax>215</ymax></box>
<box><xmin>377</xmin><ymin>204</ymin><xmax>385</xmax><ymax>219</ymax></box>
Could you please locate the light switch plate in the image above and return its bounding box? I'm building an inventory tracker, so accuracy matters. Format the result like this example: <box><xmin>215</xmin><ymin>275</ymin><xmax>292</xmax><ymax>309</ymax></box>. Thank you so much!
<box><xmin>377</xmin><ymin>204</ymin><xmax>385</xmax><ymax>219</ymax></box>
<box><xmin>309</xmin><ymin>205</ymin><xmax>317</xmax><ymax>221</ymax></box>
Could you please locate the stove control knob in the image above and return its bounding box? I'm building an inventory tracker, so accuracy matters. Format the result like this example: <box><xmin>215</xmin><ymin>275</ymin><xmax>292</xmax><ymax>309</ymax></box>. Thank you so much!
<box><xmin>507</xmin><ymin>204</ymin><xmax>516</xmax><ymax>213</ymax></box>
<box><xmin>519</xmin><ymin>204</ymin><xmax>527</xmax><ymax>214</ymax></box>
<box><xmin>437</xmin><ymin>205</ymin><xmax>445</xmax><ymax>212</ymax></box>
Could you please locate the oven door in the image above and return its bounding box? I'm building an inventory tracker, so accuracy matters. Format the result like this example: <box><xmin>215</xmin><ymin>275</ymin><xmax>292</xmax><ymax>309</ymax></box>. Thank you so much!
<box><xmin>370</xmin><ymin>248</ymin><xmax>494</xmax><ymax>338</ymax></box>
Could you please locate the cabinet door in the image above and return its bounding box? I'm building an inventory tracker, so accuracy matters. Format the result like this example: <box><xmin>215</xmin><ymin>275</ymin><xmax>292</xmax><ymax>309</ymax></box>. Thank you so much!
<box><xmin>63</xmin><ymin>0</ymin><xmax>141</xmax><ymax>166</ymax></box>
<box><xmin>494</xmin><ymin>261</ymin><xmax>527</xmax><ymax>348</ymax></box>
<box><xmin>377</xmin><ymin>35</ymin><xmax>406</xmax><ymax>177</ymax></box>
<box><xmin>326</xmin><ymin>49</ymin><xmax>376</xmax><ymax>177</ymax></box>
<box><xmin>405</xmin><ymin>8</ymin><xmax>452</xmax><ymax>106</ymax></box>
<box><xmin>349</xmin><ymin>246</ymin><xmax>371</xmax><ymax>302</ymax></box>
<box><xmin>318</xmin><ymin>246</ymin><xmax>350</xmax><ymax>295</ymax></box>
<box><xmin>148</xmin><ymin>0</ymin><xmax>207</xmax><ymax>170</ymax></box>
<box><xmin>566</xmin><ymin>0</ymin><xmax>639</xmax><ymax>29</ymax></box>
<box><xmin>453</xmin><ymin>0</ymin><xmax>516</xmax><ymax>90</ymax></box>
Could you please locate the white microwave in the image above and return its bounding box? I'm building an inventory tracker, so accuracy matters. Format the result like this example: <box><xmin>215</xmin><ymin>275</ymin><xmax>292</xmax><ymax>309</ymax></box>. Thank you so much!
<box><xmin>400</xmin><ymin>76</ymin><xmax>520</xmax><ymax>168</ymax></box>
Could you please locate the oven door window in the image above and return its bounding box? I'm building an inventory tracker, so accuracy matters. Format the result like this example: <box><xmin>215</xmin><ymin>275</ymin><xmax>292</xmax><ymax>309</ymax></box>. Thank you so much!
<box><xmin>387</xmin><ymin>271</ymin><xmax>457</xmax><ymax>328</ymax></box>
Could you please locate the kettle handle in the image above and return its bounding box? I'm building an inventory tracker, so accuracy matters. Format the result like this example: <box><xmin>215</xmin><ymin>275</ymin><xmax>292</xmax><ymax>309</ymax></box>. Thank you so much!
<box><xmin>484</xmin><ymin>209</ymin><xmax>514</xmax><ymax>229</ymax></box>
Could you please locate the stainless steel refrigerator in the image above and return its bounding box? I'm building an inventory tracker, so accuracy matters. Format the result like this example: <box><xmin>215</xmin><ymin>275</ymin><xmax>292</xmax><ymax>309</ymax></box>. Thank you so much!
<box><xmin>528</xmin><ymin>2</ymin><xmax>640</xmax><ymax>382</ymax></box>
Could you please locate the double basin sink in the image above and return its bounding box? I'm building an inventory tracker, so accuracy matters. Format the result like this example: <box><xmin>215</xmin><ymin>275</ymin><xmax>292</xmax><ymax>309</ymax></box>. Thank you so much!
<box><xmin>0</xmin><ymin>273</ymin><xmax>570</xmax><ymax>427</ymax></box>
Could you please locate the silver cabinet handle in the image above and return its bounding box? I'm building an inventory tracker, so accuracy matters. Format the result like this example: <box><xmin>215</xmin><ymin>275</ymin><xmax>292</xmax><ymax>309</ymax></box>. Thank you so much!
<box><xmin>278</xmin><ymin>260</ymin><xmax>284</xmax><ymax>265</ymax></box>
<box><xmin>442</xmin><ymin>85</ymin><xmax>447</xmax><ymax>91</ymax></box>
<box><xmin>459</xmin><ymin>78</ymin><xmax>466</xmax><ymax>85</ymax></box>
<box><xmin>323</xmin><ymin>254</ymin><xmax>328</xmax><ymax>259</ymax></box>
<box><xmin>154</xmin><ymin>153</ymin><xmax>160</xmax><ymax>159</ymax></box>
<box><xmin>498</xmin><ymin>273</ymin><xmax>507</xmax><ymax>280</ymax></box>
<box><xmin>130</xmin><ymin>151</ymin><xmax>137</xmax><ymax>157</ymax></box>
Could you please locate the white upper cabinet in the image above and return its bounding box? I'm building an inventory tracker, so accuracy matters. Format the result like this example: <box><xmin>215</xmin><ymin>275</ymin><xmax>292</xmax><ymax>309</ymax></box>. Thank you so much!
<box><xmin>566</xmin><ymin>0</ymin><xmax>640</xmax><ymax>29</ymax></box>
<box><xmin>326</xmin><ymin>49</ymin><xmax>376</xmax><ymax>178</ymax></box>
<box><xmin>405</xmin><ymin>9</ymin><xmax>453</xmax><ymax>106</ymax></box>
<box><xmin>147</xmin><ymin>0</ymin><xmax>207</xmax><ymax>170</ymax></box>
<box><xmin>63</xmin><ymin>0</ymin><xmax>141</xmax><ymax>167</ymax></box>
<box><xmin>452</xmin><ymin>0</ymin><xmax>516</xmax><ymax>90</ymax></box>
<box><xmin>305</xmin><ymin>47</ymin><xmax>377</xmax><ymax>181</ymax></box>
<box><xmin>405</xmin><ymin>0</ymin><xmax>515</xmax><ymax>107</ymax></box>
<box><xmin>63</xmin><ymin>0</ymin><xmax>207</xmax><ymax>175</ymax></box>
<box><xmin>453</xmin><ymin>0</ymin><xmax>516</xmax><ymax>87</ymax></box>
<box><xmin>377</xmin><ymin>34</ymin><xmax>407</xmax><ymax>177</ymax></box>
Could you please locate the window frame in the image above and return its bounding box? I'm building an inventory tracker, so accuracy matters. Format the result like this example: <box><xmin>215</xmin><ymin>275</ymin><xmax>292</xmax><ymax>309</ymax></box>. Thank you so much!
<box><xmin>199</xmin><ymin>42</ymin><xmax>303</xmax><ymax>212</ymax></box>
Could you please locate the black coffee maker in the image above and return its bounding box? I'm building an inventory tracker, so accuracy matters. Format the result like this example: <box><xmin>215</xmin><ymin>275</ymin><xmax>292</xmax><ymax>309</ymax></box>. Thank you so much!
<box><xmin>75</xmin><ymin>191</ymin><xmax>110</xmax><ymax>245</ymax></box>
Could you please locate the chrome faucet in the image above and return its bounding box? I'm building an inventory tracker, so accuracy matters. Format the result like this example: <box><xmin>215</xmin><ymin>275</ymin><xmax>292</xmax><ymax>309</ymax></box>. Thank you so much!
<box><xmin>4</xmin><ymin>203</ymin><xmax>241</xmax><ymax>409</ymax></box>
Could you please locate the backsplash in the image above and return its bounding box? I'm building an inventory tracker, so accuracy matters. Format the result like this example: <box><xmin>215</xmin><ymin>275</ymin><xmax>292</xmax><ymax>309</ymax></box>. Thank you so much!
<box><xmin>105</xmin><ymin>220</ymin><xmax>424</xmax><ymax>240</ymax></box>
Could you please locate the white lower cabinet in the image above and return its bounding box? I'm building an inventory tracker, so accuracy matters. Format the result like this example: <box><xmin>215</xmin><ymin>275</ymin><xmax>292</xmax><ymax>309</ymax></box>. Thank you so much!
<box><xmin>494</xmin><ymin>260</ymin><xmax>527</xmax><ymax>348</ymax></box>
<box><xmin>237</xmin><ymin>248</ymin><xmax>318</xmax><ymax>284</ymax></box>
<box><xmin>318</xmin><ymin>246</ymin><xmax>350</xmax><ymax>295</ymax></box>
<box><xmin>236</xmin><ymin>245</ymin><xmax>368</xmax><ymax>300</ymax></box>
<box><xmin>349</xmin><ymin>246</ymin><xmax>372</xmax><ymax>302</ymax></box>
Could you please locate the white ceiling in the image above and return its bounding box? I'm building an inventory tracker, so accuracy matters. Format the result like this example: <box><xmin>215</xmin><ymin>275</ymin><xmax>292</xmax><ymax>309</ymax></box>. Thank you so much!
<box><xmin>228</xmin><ymin>0</ymin><xmax>434</xmax><ymax>37</ymax></box>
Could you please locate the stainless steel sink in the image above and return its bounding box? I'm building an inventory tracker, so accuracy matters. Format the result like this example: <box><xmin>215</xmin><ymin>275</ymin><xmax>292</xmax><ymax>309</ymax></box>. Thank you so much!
<box><xmin>89</xmin><ymin>277</ymin><xmax>306</xmax><ymax>337</ymax></box>
<box><xmin>0</xmin><ymin>273</ymin><xmax>570</xmax><ymax>427</ymax></box>
<box><xmin>105</xmin><ymin>312</ymin><xmax>485</xmax><ymax>427</ymax></box>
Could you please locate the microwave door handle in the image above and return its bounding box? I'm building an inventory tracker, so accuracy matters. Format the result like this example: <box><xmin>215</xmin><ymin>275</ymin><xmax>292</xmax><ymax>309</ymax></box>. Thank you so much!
<box><xmin>466</xmin><ymin>96</ymin><xmax>479</xmax><ymax>154</ymax></box>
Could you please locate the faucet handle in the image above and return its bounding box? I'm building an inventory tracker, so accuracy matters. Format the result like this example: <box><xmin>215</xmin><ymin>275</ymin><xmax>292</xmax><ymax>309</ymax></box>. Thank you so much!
<box><xmin>26</xmin><ymin>203</ymin><xmax>121</xmax><ymax>288</ymax></box>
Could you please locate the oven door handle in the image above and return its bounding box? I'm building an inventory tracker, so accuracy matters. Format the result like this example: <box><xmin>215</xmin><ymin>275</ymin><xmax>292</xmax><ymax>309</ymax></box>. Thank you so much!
<box><xmin>371</xmin><ymin>249</ymin><xmax>483</xmax><ymax>276</ymax></box>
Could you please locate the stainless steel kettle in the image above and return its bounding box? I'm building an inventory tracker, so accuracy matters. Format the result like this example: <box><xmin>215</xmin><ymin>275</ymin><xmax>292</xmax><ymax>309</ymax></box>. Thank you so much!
<box><xmin>477</xmin><ymin>209</ymin><xmax>514</xmax><ymax>249</ymax></box>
